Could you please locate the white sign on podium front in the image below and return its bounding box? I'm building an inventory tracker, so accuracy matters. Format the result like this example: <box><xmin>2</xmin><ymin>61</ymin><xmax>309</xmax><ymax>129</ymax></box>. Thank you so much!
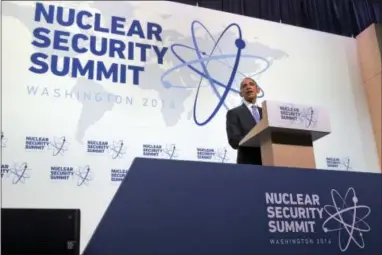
<box><xmin>265</xmin><ymin>100</ymin><xmax>331</xmax><ymax>133</ymax></box>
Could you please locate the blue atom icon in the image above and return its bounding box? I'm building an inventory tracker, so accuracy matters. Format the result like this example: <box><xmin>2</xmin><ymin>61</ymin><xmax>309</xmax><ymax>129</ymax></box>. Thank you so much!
<box><xmin>48</xmin><ymin>136</ymin><xmax>69</xmax><ymax>156</ymax></box>
<box><xmin>9</xmin><ymin>162</ymin><xmax>30</xmax><ymax>184</ymax></box>
<box><xmin>74</xmin><ymin>165</ymin><xmax>92</xmax><ymax>186</ymax></box>
<box><xmin>215</xmin><ymin>148</ymin><xmax>229</xmax><ymax>163</ymax></box>
<box><xmin>161</xmin><ymin>144</ymin><xmax>178</xmax><ymax>159</ymax></box>
<box><xmin>107</xmin><ymin>140</ymin><xmax>126</xmax><ymax>159</ymax></box>
<box><xmin>339</xmin><ymin>157</ymin><xmax>352</xmax><ymax>171</ymax></box>
<box><xmin>297</xmin><ymin>107</ymin><xmax>318</xmax><ymax>128</ymax></box>
<box><xmin>322</xmin><ymin>188</ymin><xmax>371</xmax><ymax>252</ymax></box>
<box><xmin>161</xmin><ymin>21</ymin><xmax>270</xmax><ymax>126</ymax></box>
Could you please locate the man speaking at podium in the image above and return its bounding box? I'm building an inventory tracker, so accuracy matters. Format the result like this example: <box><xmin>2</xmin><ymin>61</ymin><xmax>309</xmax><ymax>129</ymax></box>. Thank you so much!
<box><xmin>226</xmin><ymin>77</ymin><xmax>262</xmax><ymax>165</ymax></box>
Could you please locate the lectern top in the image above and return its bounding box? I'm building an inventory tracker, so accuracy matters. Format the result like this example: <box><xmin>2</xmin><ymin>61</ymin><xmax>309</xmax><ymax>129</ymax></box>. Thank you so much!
<box><xmin>239</xmin><ymin>100</ymin><xmax>331</xmax><ymax>147</ymax></box>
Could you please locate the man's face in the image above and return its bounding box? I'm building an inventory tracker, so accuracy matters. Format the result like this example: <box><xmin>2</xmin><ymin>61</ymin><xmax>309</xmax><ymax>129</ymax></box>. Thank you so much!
<box><xmin>240</xmin><ymin>78</ymin><xmax>259</xmax><ymax>102</ymax></box>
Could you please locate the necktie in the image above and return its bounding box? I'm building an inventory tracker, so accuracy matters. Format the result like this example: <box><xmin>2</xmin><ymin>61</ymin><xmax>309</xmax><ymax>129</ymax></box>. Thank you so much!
<box><xmin>252</xmin><ymin>105</ymin><xmax>260</xmax><ymax>123</ymax></box>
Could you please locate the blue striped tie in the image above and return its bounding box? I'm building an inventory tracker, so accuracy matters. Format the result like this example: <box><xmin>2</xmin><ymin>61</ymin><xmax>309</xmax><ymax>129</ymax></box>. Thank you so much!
<box><xmin>252</xmin><ymin>105</ymin><xmax>260</xmax><ymax>123</ymax></box>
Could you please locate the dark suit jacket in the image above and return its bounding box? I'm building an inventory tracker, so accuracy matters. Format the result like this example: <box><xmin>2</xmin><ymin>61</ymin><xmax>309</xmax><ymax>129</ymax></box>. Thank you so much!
<box><xmin>226</xmin><ymin>104</ymin><xmax>262</xmax><ymax>165</ymax></box>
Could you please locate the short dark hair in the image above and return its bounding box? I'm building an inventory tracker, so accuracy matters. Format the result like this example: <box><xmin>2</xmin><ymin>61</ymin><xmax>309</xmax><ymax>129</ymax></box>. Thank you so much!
<box><xmin>240</xmin><ymin>77</ymin><xmax>257</xmax><ymax>89</ymax></box>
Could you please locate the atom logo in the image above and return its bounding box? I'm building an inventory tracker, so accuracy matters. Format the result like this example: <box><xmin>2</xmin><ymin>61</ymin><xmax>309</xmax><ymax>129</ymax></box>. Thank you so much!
<box><xmin>161</xmin><ymin>21</ymin><xmax>270</xmax><ymax>126</ymax></box>
<box><xmin>161</xmin><ymin>144</ymin><xmax>178</xmax><ymax>159</ymax></box>
<box><xmin>215</xmin><ymin>148</ymin><xmax>229</xmax><ymax>163</ymax></box>
<box><xmin>298</xmin><ymin>107</ymin><xmax>317</xmax><ymax>128</ymax></box>
<box><xmin>297</xmin><ymin>107</ymin><xmax>318</xmax><ymax>128</ymax></box>
<box><xmin>8</xmin><ymin>162</ymin><xmax>30</xmax><ymax>184</ymax></box>
<box><xmin>74</xmin><ymin>165</ymin><xmax>92</xmax><ymax>186</ymax></box>
<box><xmin>107</xmin><ymin>140</ymin><xmax>126</xmax><ymax>159</ymax></box>
<box><xmin>322</xmin><ymin>188</ymin><xmax>371</xmax><ymax>252</ymax></box>
<box><xmin>338</xmin><ymin>158</ymin><xmax>352</xmax><ymax>171</ymax></box>
<box><xmin>48</xmin><ymin>136</ymin><xmax>69</xmax><ymax>156</ymax></box>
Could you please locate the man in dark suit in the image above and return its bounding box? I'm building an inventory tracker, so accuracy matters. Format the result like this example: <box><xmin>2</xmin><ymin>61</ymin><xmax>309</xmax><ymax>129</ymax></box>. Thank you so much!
<box><xmin>226</xmin><ymin>77</ymin><xmax>262</xmax><ymax>165</ymax></box>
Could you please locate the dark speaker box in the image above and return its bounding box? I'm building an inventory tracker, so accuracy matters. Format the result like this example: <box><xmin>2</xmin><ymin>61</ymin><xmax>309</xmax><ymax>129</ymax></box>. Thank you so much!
<box><xmin>1</xmin><ymin>208</ymin><xmax>81</xmax><ymax>255</ymax></box>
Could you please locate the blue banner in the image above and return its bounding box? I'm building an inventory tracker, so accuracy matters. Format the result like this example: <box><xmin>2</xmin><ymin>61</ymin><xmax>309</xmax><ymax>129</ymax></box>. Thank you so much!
<box><xmin>84</xmin><ymin>158</ymin><xmax>382</xmax><ymax>255</ymax></box>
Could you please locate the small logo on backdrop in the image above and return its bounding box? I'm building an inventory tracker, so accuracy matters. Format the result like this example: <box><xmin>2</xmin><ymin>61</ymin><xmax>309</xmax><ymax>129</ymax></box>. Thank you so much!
<box><xmin>326</xmin><ymin>157</ymin><xmax>352</xmax><ymax>170</ymax></box>
<box><xmin>87</xmin><ymin>139</ymin><xmax>126</xmax><ymax>159</ymax></box>
<box><xmin>73</xmin><ymin>165</ymin><xmax>92</xmax><ymax>186</ymax></box>
<box><xmin>108</xmin><ymin>140</ymin><xmax>126</xmax><ymax>159</ymax></box>
<box><xmin>142</xmin><ymin>144</ymin><xmax>179</xmax><ymax>159</ymax></box>
<box><xmin>1</xmin><ymin>162</ymin><xmax>31</xmax><ymax>184</ymax></box>
<box><xmin>110</xmin><ymin>169</ymin><xmax>129</xmax><ymax>182</ymax></box>
<box><xmin>25</xmin><ymin>136</ymin><xmax>69</xmax><ymax>156</ymax></box>
<box><xmin>162</xmin><ymin>144</ymin><xmax>178</xmax><ymax>159</ymax></box>
<box><xmin>322</xmin><ymin>188</ymin><xmax>371</xmax><ymax>252</ymax></box>
<box><xmin>214</xmin><ymin>147</ymin><xmax>229</xmax><ymax>163</ymax></box>
<box><xmin>279</xmin><ymin>105</ymin><xmax>318</xmax><ymax>128</ymax></box>
<box><xmin>1</xmin><ymin>131</ymin><xmax>8</xmax><ymax>148</ymax></box>
<box><xmin>196</xmin><ymin>147</ymin><xmax>229</xmax><ymax>162</ymax></box>
<box><xmin>265</xmin><ymin>187</ymin><xmax>370</xmax><ymax>252</ymax></box>
<box><xmin>50</xmin><ymin>165</ymin><xmax>92</xmax><ymax>186</ymax></box>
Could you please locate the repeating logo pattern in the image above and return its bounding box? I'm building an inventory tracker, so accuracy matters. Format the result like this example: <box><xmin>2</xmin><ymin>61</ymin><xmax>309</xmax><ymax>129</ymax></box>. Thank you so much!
<box><xmin>2</xmin><ymin>132</ymin><xmax>231</xmax><ymax>185</ymax></box>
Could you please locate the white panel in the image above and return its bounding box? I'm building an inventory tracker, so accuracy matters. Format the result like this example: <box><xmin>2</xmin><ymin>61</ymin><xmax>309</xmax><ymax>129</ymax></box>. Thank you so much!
<box><xmin>266</xmin><ymin>100</ymin><xmax>331</xmax><ymax>133</ymax></box>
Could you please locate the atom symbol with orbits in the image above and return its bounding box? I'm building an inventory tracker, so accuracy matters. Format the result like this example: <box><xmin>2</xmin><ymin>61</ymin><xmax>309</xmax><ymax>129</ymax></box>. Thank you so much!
<box><xmin>297</xmin><ymin>107</ymin><xmax>318</xmax><ymax>128</ymax></box>
<box><xmin>74</xmin><ymin>165</ymin><xmax>92</xmax><ymax>186</ymax></box>
<box><xmin>107</xmin><ymin>140</ymin><xmax>126</xmax><ymax>159</ymax></box>
<box><xmin>161</xmin><ymin>20</ymin><xmax>270</xmax><ymax>126</ymax></box>
<box><xmin>161</xmin><ymin>144</ymin><xmax>178</xmax><ymax>159</ymax></box>
<box><xmin>322</xmin><ymin>188</ymin><xmax>371</xmax><ymax>252</ymax></box>
<box><xmin>9</xmin><ymin>162</ymin><xmax>30</xmax><ymax>184</ymax></box>
<box><xmin>215</xmin><ymin>148</ymin><xmax>229</xmax><ymax>162</ymax></box>
<box><xmin>48</xmin><ymin>136</ymin><xmax>69</xmax><ymax>156</ymax></box>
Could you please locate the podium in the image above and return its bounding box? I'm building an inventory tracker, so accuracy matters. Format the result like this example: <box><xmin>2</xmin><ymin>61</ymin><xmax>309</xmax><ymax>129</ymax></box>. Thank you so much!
<box><xmin>240</xmin><ymin>100</ymin><xmax>331</xmax><ymax>168</ymax></box>
<box><xmin>83</xmin><ymin>158</ymin><xmax>382</xmax><ymax>255</ymax></box>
